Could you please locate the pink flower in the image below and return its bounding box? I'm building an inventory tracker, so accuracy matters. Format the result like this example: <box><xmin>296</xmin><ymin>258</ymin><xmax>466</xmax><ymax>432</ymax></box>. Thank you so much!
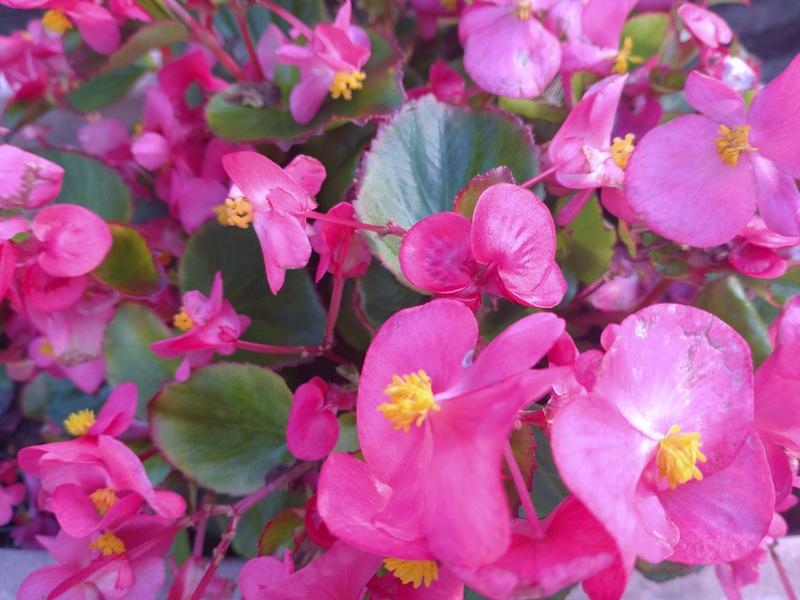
<box><xmin>407</xmin><ymin>60</ymin><xmax>467</xmax><ymax>105</ymax></box>
<box><xmin>678</xmin><ymin>4</ymin><xmax>732</xmax><ymax>51</ymax></box>
<box><xmin>409</xmin><ymin>0</ymin><xmax>464</xmax><ymax>39</ymax></box>
<box><xmin>150</xmin><ymin>272</ymin><xmax>251</xmax><ymax>381</ymax></box>
<box><xmin>221</xmin><ymin>151</ymin><xmax>326</xmax><ymax>293</ymax></box>
<box><xmin>276</xmin><ymin>1</ymin><xmax>371</xmax><ymax>124</ymax></box>
<box><xmin>309</xmin><ymin>202</ymin><xmax>371</xmax><ymax>282</ymax></box>
<box><xmin>728</xmin><ymin>217</ymin><xmax>800</xmax><ymax>279</ymax></box>
<box><xmin>0</xmin><ymin>464</ymin><xmax>25</xmax><ymax>526</ymax></box>
<box><xmin>459</xmin><ymin>0</ymin><xmax>561</xmax><ymax>98</ymax></box>
<box><xmin>240</xmin><ymin>543</ymin><xmax>383</xmax><ymax>600</ymax></box>
<box><xmin>287</xmin><ymin>377</ymin><xmax>353</xmax><ymax>461</ymax></box>
<box><xmin>318</xmin><ymin>300</ymin><xmax>564</xmax><ymax>569</ymax></box>
<box><xmin>626</xmin><ymin>58</ymin><xmax>800</xmax><ymax>246</ymax></box>
<box><xmin>18</xmin><ymin>516</ymin><xmax>176</xmax><ymax>600</ymax></box>
<box><xmin>157</xmin><ymin>50</ymin><xmax>227</xmax><ymax>119</ymax></box>
<box><xmin>0</xmin><ymin>145</ymin><xmax>64</xmax><ymax>209</ymax></box>
<box><xmin>0</xmin><ymin>21</ymin><xmax>67</xmax><ymax>100</ymax></box>
<box><xmin>168</xmin><ymin>557</ymin><xmax>236</xmax><ymax>600</ymax></box>
<box><xmin>400</xmin><ymin>183</ymin><xmax>566</xmax><ymax>310</ymax></box>
<box><xmin>552</xmin><ymin>304</ymin><xmax>775</xmax><ymax>591</ymax></box>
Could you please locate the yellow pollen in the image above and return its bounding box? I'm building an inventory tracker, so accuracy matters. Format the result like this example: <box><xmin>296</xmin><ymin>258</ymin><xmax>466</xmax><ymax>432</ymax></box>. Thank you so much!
<box><xmin>715</xmin><ymin>124</ymin><xmax>756</xmax><ymax>167</ymax></box>
<box><xmin>612</xmin><ymin>37</ymin><xmax>643</xmax><ymax>74</ymax></box>
<box><xmin>440</xmin><ymin>0</ymin><xmax>456</xmax><ymax>9</ymax></box>
<box><xmin>42</xmin><ymin>10</ymin><xmax>73</xmax><ymax>34</ymax></box>
<box><xmin>39</xmin><ymin>340</ymin><xmax>54</xmax><ymax>357</ymax></box>
<box><xmin>378</xmin><ymin>370</ymin><xmax>440</xmax><ymax>431</ymax></box>
<box><xmin>329</xmin><ymin>70</ymin><xmax>366</xmax><ymax>101</ymax></box>
<box><xmin>132</xmin><ymin>122</ymin><xmax>144</xmax><ymax>136</ymax></box>
<box><xmin>384</xmin><ymin>559</ymin><xmax>439</xmax><ymax>589</ymax></box>
<box><xmin>89</xmin><ymin>488</ymin><xmax>119</xmax><ymax>516</ymax></box>
<box><xmin>63</xmin><ymin>409</ymin><xmax>96</xmax><ymax>437</ymax></box>
<box><xmin>656</xmin><ymin>424</ymin><xmax>708</xmax><ymax>490</ymax></box>
<box><xmin>89</xmin><ymin>532</ymin><xmax>126</xmax><ymax>556</ymax></box>
<box><xmin>219</xmin><ymin>197</ymin><xmax>254</xmax><ymax>229</ymax></box>
<box><xmin>610</xmin><ymin>133</ymin><xmax>636</xmax><ymax>170</ymax></box>
<box><xmin>514</xmin><ymin>0</ymin><xmax>533</xmax><ymax>19</ymax></box>
<box><xmin>173</xmin><ymin>307</ymin><xmax>194</xmax><ymax>332</ymax></box>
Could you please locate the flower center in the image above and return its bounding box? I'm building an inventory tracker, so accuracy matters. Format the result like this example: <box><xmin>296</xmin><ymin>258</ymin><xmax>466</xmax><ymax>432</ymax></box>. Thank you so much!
<box><xmin>612</xmin><ymin>37</ymin><xmax>643</xmax><ymax>74</ymax></box>
<box><xmin>610</xmin><ymin>133</ymin><xmax>636</xmax><ymax>169</ymax></box>
<box><xmin>378</xmin><ymin>370</ymin><xmax>439</xmax><ymax>431</ymax></box>
<box><xmin>39</xmin><ymin>340</ymin><xmax>54</xmax><ymax>357</ymax></box>
<box><xmin>42</xmin><ymin>9</ymin><xmax>73</xmax><ymax>34</ymax></box>
<box><xmin>218</xmin><ymin>197</ymin><xmax>255</xmax><ymax>229</ymax></box>
<box><xmin>440</xmin><ymin>0</ymin><xmax>456</xmax><ymax>9</ymax></box>
<box><xmin>383</xmin><ymin>559</ymin><xmax>439</xmax><ymax>589</ymax></box>
<box><xmin>89</xmin><ymin>488</ymin><xmax>119</xmax><ymax>516</ymax></box>
<box><xmin>715</xmin><ymin>124</ymin><xmax>756</xmax><ymax>167</ymax></box>
<box><xmin>656</xmin><ymin>424</ymin><xmax>707</xmax><ymax>489</ymax></box>
<box><xmin>89</xmin><ymin>532</ymin><xmax>126</xmax><ymax>556</ymax></box>
<box><xmin>329</xmin><ymin>71</ymin><xmax>366</xmax><ymax>101</ymax></box>
<box><xmin>173</xmin><ymin>307</ymin><xmax>194</xmax><ymax>331</ymax></box>
<box><xmin>514</xmin><ymin>0</ymin><xmax>533</xmax><ymax>20</ymax></box>
<box><xmin>63</xmin><ymin>409</ymin><xmax>96</xmax><ymax>437</ymax></box>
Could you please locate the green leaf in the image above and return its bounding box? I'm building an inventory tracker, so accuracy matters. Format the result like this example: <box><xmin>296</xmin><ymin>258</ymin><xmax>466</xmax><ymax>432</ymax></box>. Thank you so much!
<box><xmin>767</xmin><ymin>267</ymin><xmax>800</xmax><ymax>305</ymax></box>
<box><xmin>66</xmin><ymin>65</ymin><xmax>148</xmax><ymax>113</ymax></box>
<box><xmin>636</xmin><ymin>559</ymin><xmax>702</xmax><ymax>582</ymax></box>
<box><xmin>150</xmin><ymin>363</ymin><xmax>292</xmax><ymax>495</ymax></box>
<box><xmin>34</xmin><ymin>150</ymin><xmax>132</xmax><ymax>222</ymax></box>
<box><xmin>104</xmin><ymin>303</ymin><xmax>180</xmax><ymax>417</ymax></box>
<box><xmin>356</xmin><ymin>95</ymin><xmax>538</xmax><ymax>278</ymax></box>
<box><xmin>206</xmin><ymin>31</ymin><xmax>405</xmax><ymax>143</ymax></box>
<box><xmin>356</xmin><ymin>261</ymin><xmax>424</xmax><ymax>329</ymax></box>
<box><xmin>621</xmin><ymin>13</ymin><xmax>670</xmax><ymax>62</ymax></box>
<box><xmin>179</xmin><ymin>222</ymin><xmax>326</xmax><ymax>363</ymax></box>
<box><xmin>454</xmin><ymin>167</ymin><xmax>516</xmax><ymax>219</ymax></box>
<box><xmin>333</xmin><ymin>413</ymin><xmax>360</xmax><ymax>453</ymax></box>
<box><xmin>257</xmin><ymin>508</ymin><xmax>304</xmax><ymax>556</ymax></box>
<box><xmin>21</xmin><ymin>373</ymin><xmax>102</xmax><ymax>425</ymax></box>
<box><xmin>93</xmin><ymin>225</ymin><xmax>161</xmax><ymax>296</ymax></box>
<box><xmin>695</xmin><ymin>276</ymin><xmax>772</xmax><ymax>366</ymax></box>
<box><xmin>105</xmin><ymin>21</ymin><xmax>188</xmax><ymax>72</ymax></box>
<box><xmin>532</xmin><ymin>427</ymin><xmax>569</xmax><ymax>518</ymax></box>
<box><xmin>557</xmin><ymin>195</ymin><xmax>616</xmax><ymax>285</ymax></box>
<box><xmin>233</xmin><ymin>490</ymin><xmax>289</xmax><ymax>558</ymax></box>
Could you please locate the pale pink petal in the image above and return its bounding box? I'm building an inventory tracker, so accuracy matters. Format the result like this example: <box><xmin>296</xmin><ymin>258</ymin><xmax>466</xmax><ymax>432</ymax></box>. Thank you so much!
<box><xmin>22</xmin><ymin>266</ymin><xmax>87</xmax><ymax>312</ymax></box>
<box><xmin>287</xmin><ymin>378</ymin><xmax>339</xmax><ymax>461</ymax></box>
<box><xmin>289</xmin><ymin>71</ymin><xmax>332</xmax><ymax>125</ymax></box>
<box><xmin>253</xmin><ymin>210</ymin><xmax>312</xmax><ymax>294</ymax></box>
<box><xmin>684</xmin><ymin>71</ymin><xmax>746</xmax><ymax>123</ymax></box>
<box><xmin>754</xmin><ymin>345</ymin><xmax>800</xmax><ymax>452</ymax></box>
<box><xmin>0</xmin><ymin>145</ymin><xmax>63</xmax><ymax>209</ymax></box>
<box><xmin>678</xmin><ymin>4</ymin><xmax>733</xmax><ymax>49</ymax></box>
<box><xmin>132</xmin><ymin>132</ymin><xmax>171</xmax><ymax>171</ymax></box>
<box><xmin>90</xmin><ymin>381</ymin><xmax>137</xmax><ymax>437</ymax></box>
<box><xmin>66</xmin><ymin>2</ymin><xmax>121</xmax><ymax>54</ymax></box>
<box><xmin>751</xmin><ymin>154</ymin><xmax>800</xmax><ymax>237</ymax></box>
<box><xmin>221</xmin><ymin>151</ymin><xmax>309</xmax><ymax>211</ymax></box>
<box><xmin>284</xmin><ymin>155</ymin><xmax>327</xmax><ymax>197</ymax></box>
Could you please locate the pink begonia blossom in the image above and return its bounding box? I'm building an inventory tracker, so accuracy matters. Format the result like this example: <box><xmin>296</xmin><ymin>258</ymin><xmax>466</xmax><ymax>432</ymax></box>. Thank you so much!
<box><xmin>728</xmin><ymin>217</ymin><xmax>800</xmax><ymax>279</ymax></box>
<box><xmin>552</xmin><ymin>304</ymin><xmax>774</xmax><ymax>593</ymax></box>
<box><xmin>150</xmin><ymin>272</ymin><xmax>251</xmax><ymax>381</ymax></box>
<box><xmin>456</xmin><ymin>497</ymin><xmax>621</xmax><ymax>600</ymax></box>
<box><xmin>678</xmin><ymin>3</ymin><xmax>732</xmax><ymax>51</ymax></box>
<box><xmin>276</xmin><ymin>1</ymin><xmax>371</xmax><ymax>124</ymax></box>
<box><xmin>407</xmin><ymin>60</ymin><xmax>467</xmax><ymax>105</ymax></box>
<box><xmin>0</xmin><ymin>0</ymin><xmax>121</xmax><ymax>54</ymax></box>
<box><xmin>254</xmin><ymin>24</ymin><xmax>286</xmax><ymax>81</ymax></box>
<box><xmin>626</xmin><ymin>57</ymin><xmax>800</xmax><ymax>246</ymax></box>
<box><xmin>318</xmin><ymin>300</ymin><xmax>564</xmax><ymax>569</ymax></box>
<box><xmin>400</xmin><ymin>183</ymin><xmax>566</xmax><ymax>310</ymax></box>
<box><xmin>409</xmin><ymin>0</ymin><xmax>464</xmax><ymax>40</ymax></box>
<box><xmin>0</xmin><ymin>145</ymin><xmax>64</xmax><ymax>209</ymax></box>
<box><xmin>0</xmin><ymin>20</ymin><xmax>67</xmax><ymax>100</ymax></box>
<box><xmin>287</xmin><ymin>377</ymin><xmax>353</xmax><ymax>461</ymax></box>
<box><xmin>459</xmin><ymin>0</ymin><xmax>561</xmax><ymax>98</ymax></box>
<box><xmin>309</xmin><ymin>202</ymin><xmax>371</xmax><ymax>282</ymax></box>
<box><xmin>157</xmin><ymin>50</ymin><xmax>227</xmax><ymax>118</ymax></box>
<box><xmin>168</xmin><ymin>557</ymin><xmax>236</xmax><ymax>600</ymax></box>
<box><xmin>221</xmin><ymin>151</ymin><xmax>326</xmax><ymax>293</ymax></box>
<box><xmin>0</xmin><ymin>478</ymin><xmax>25</xmax><ymax>526</ymax></box>
<box><xmin>18</xmin><ymin>516</ymin><xmax>176</xmax><ymax>600</ymax></box>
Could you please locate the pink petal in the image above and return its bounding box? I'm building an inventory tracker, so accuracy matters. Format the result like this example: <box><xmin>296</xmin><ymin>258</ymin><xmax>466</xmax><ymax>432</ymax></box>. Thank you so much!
<box><xmin>748</xmin><ymin>54</ymin><xmax>800</xmax><ymax>177</ymax></box>
<box><xmin>289</xmin><ymin>72</ymin><xmax>331</xmax><ymax>125</ymax></box>
<box><xmin>659</xmin><ymin>434</ymin><xmax>774</xmax><ymax>564</ymax></box>
<box><xmin>90</xmin><ymin>381</ymin><xmax>137</xmax><ymax>437</ymax></box>
<box><xmin>17</xmin><ymin>566</ymin><xmax>84</xmax><ymax>600</ymax></box>
<box><xmin>222</xmin><ymin>151</ymin><xmax>310</xmax><ymax>213</ymax></box>
<box><xmin>240</xmin><ymin>556</ymin><xmax>292</xmax><ymax>600</ymax></box>
<box><xmin>729</xmin><ymin>243</ymin><xmax>787</xmax><ymax>279</ymax></box>
<box><xmin>284</xmin><ymin>155</ymin><xmax>327</xmax><ymax>197</ymax></box>
<box><xmin>754</xmin><ymin>345</ymin><xmax>800</xmax><ymax>452</ymax></box>
<box><xmin>32</xmin><ymin>204</ymin><xmax>112</xmax><ymax>278</ymax></box>
<box><xmin>678</xmin><ymin>4</ymin><xmax>733</xmax><ymax>49</ymax></box>
<box><xmin>132</xmin><ymin>132</ymin><xmax>171</xmax><ymax>171</ymax></box>
<box><xmin>253</xmin><ymin>210</ymin><xmax>312</xmax><ymax>294</ymax></box>
<box><xmin>684</xmin><ymin>71</ymin><xmax>746</xmax><ymax>123</ymax></box>
<box><xmin>0</xmin><ymin>145</ymin><xmax>63</xmax><ymax>209</ymax></box>
<box><xmin>22</xmin><ymin>266</ymin><xmax>87</xmax><ymax>312</ymax></box>
<box><xmin>751</xmin><ymin>154</ymin><xmax>800</xmax><ymax>237</ymax></box>
<box><xmin>66</xmin><ymin>2</ymin><xmax>121</xmax><ymax>54</ymax></box>
<box><xmin>400</xmin><ymin>212</ymin><xmax>475</xmax><ymax>293</ymax></box>
<box><xmin>625</xmin><ymin>115</ymin><xmax>757</xmax><ymax>247</ymax></box>
<box><xmin>581</xmin><ymin>0</ymin><xmax>637</xmax><ymax>49</ymax></box>
<box><xmin>287</xmin><ymin>378</ymin><xmax>339</xmax><ymax>461</ymax></box>
<box><xmin>256</xmin><ymin>24</ymin><xmax>286</xmax><ymax>80</ymax></box>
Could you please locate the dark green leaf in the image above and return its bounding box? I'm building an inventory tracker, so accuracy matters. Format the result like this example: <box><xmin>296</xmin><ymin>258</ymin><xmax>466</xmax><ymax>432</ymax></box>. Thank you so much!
<box><xmin>257</xmin><ymin>508</ymin><xmax>304</xmax><ymax>556</ymax></box>
<box><xmin>532</xmin><ymin>428</ymin><xmax>569</xmax><ymax>518</ymax></box>
<box><xmin>150</xmin><ymin>363</ymin><xmax>292</xmax><ymax>495</ymax></box>
<box><xmin>233</xmin><ymin>491</ymin><xmax>289</xmax><ymax>557</ymax></box>
<box><xmin>67</xmin><ymin>65</ymin><xmax>147</xmax><ymax>113</ymax></box>
<box><xmin>93</xmin><ymin>224</ymin><xmax>161</xmax><ymax>296</ymax></box>
<box><xmin>356</xmin><ymin>261</ymin><xmax>424</xmax><ymax>329</ymax></box>
<box><xmin>557</xmin><ymin>195</ymin><xmax>616</xmax><ymax>285</ymax></box>
<box><xmin>454</xmin><ymin>167</ymin><xmax>516</xmax><ymax>219</ymax></box>
<box><xmin>356</xmin><ymin>95</ymin><xmax>538</xmax><ymax>278</ymax></box>
<box><xmin>105</xmin><ymin>21</ymin><xmax>188</xmax><ymax>72</ymax></box>
<box><xmin>621</xmin><ymin>13</ymin><xmax>670</xmax><ymax>62</ymax></box>
<box><xmin>636</xmin><ymin>559</ymin><xmax>702</xmax><ymax>582</ymax></box>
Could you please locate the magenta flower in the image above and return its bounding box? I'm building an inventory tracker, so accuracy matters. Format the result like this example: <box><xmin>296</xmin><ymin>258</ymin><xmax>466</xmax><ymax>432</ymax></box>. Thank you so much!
<box><xmin>0</xmin><ymin>477</ymin><xmax>24</xmax><ymax>526</ymax></box>
<box><xmin>0</xmin><ymin>20</ymin><xmax>67</xmax><ymax>101</ymax></box>
<box><xmin>221</xmin><ymin>151</ymin><xmax>326</xmax><ymax>293</ymax></box>
<box><xmin>552</xmin><ymin>304</ymin><xmax>775</xmax><ymax>589</ymax></box>
<box><xmin>459</xmin><ymin>0</ymin><xmax>561</xmax><ymax>98</ymax></box>
<box><xmin>150</xmin><ymin>272</ymin><xmax>251</xmax><ymax>381</ymax></box>
<box><xmin>409</xmin><ymin>0</ymin><xmax>464</xmax><ymax>39</ymax></box>
<box><xmin>287</xmin><ymin>377</ymin><xmax>354</xmax><ymax>461</ymax></box>
<box><xmin>309</xmin><ymin>202</ymin><xmax>371</xmax><ymax>282</ymax></box>
<box><xmin>407</xmin><ymin>59</ymin><xmax>467</xmax><ymax>105</ymax></box>
<box><xmin>400</xmin><ymin>183</ymin><xmax>566</xmax><ymax>310</ymax></box>
<box><xmin>276</xmin><ymin>0</ymin><xmax>371</xmax><ymax>124</ymax></box>
<box><xmin>0</xmin><ymin>145</ymin><xmax>64</xmax><ymax>209</ymax></box>
<box><xmin>728</xmin><ymin>217</ymin><xmax>800</xmax><ymax>279</ymax></box>
<box><xmin>626</xmin><ymin>58</ymin><xmax>800</xmax><ymax>246</ymax></box>
<box><xmin>168</xmin><ymin>557</ymin><xmax>236</xmax><ymax>600</ymax></box>
<box><xmin>18</xmin><ymin>515</ymin><xmax>176</xmax><ymax>600</ymax></box>
<box><xmin>318</xmin><ymin>300</ymin><xmax>564</xmax><ymax>570</ymax></box>
<box><xmin>678</xmin><ymin>3</ymin><xmax>732</xmax><ymax>51</ymax></box>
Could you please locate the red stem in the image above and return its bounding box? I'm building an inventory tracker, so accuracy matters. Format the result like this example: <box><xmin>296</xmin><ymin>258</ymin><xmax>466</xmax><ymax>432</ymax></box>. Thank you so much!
<box><xmin>503</xmin><ymin>440</ymin><xmax>543</xmax><ymax>539</ymax></box>
<box><xmin>256</xmin><ymin>0</ymin><xmax>314</xmax><ymax>38</ymax></box>
<box><xmin>520</xmin><ymin>165</ymin><xmax>556</xmax><ymax>189</ymax></box>
<box><xmin>233</xmin><ymin>1</ymin><xmax>264</xmax><ymax>81</ymax></box>
<box><xmin>324</xmin><ymin>275</ymin><xmax>346</xmax><ymax>350</ymax></box>
<box><xmin>236</xmin><ymin>340</ymin><xmax>318</xmax><ymax>355</ymax></box>
<box><xmin>189</xmin><ymin>512</ymin><xmax>240</xmax><ymax>600</ymax></box>
<box><xmin>306</xmin><ymin>210</ymin><xmax>406</xmax><ymax>236</ymax></box>
<box><xmin>233</xmin><ymin>462</ymin><xmax>315</xmax><ymax>514</ymax></box>
<box><xmin>771</xmin><ymin>546</ymin><xmax>798</xmax><ymax>600</ymax></box>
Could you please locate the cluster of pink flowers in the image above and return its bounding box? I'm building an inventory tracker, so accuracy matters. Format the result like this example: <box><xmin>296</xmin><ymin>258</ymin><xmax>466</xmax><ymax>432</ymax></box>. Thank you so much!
<box><xmin>0</xmin><ymin>0</ymin><xmax>799</xmax><ymax>599</ymax></box>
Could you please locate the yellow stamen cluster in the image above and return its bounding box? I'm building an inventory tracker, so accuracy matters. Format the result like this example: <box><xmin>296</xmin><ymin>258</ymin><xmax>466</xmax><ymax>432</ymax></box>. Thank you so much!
<box><xmin>89</xmin><ymin>532</ymin><xmax>126</xmax><ymax>556</ymax></box>
<box><xmin>173</xmin><ymin>307</ymin><xmax>194</xmax><ymax>332</ymax></box>
<box><xmin>384</xmin><ymin>559</ymin><xmax>439</xmax><ymax>589</ymax></box>
<box><xmin>219</xmin><ymin>197</ymin><xmax>254</xmax><ymax>229</ymax></box>
<box><xmin>329</xmin><ymin>71</ymin><xmax>366</xmax><ymax>101</ymax></box>
<box><xmin>63</xmin><ymin>409</ymin><xmax>96</xmax><ymax>437</ymax></box>
<box><xmin>440</xmin><ymin>0</ymin><xmax>457</xmax><ymax>9</ymax></box>
<box><xmin>90</xmin><ymin>488</ymin><xmax>119</xmax><ymax>517</ymax></box>
<box><xmin>612</xmin><ymin>37</ymin><xmax>643</xmax><ymax>74</ymax></box>
<box><xmin>42</xmin><ymin>9</ymin><xmax>73</xmax><ymax>34</ymax></box>
<box><xmin>656</xmin><ymin>424</ymin><xmax>708</xmax><ymax>489</ymax></box>
<box><xmin>39</xmin><ymin>340</ymin><xmax>54</xmax><ymax>357</ymax></box>
<box><xmin>514</xmin><ymin>0</ymin><xmax>533</xmax><ymax>20</ymax></box>
<box><xmin>378</xmin><ymin>370</ymin><xmax>440</xmax><ymax>431</ymax></box>
<box><xmin>610</xmin><ymin>133</ymin><xmax>636</xmax><ymax>170</ymax></box>
<box><xmin>715</xmin><ymin>124</ymin><xmax>756</xmax><ymax>167</ymax></box>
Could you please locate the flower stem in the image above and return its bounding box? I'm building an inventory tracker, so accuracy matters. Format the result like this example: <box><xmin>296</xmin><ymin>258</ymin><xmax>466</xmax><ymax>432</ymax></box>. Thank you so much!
<box><xmin>520</xmin><ymin>165</ymin><xmax>556</xmax><ymax>189</ymax></box>
<box><xmin>324</xmin><ymin>275</ymin><xmax>346</xmax><ymax>350</ymax></box>
<box><xmin>233</xmin><ymin>0</ymin><xmax>264</xmax><ymax>81</ymax></box>
<box><xmin>503</xmin><ymin>440</ymin><xmax>543</xmax><ymax>539</ymax></box>
<box><xmin>235</xmin><ymin>340</ymin><xmax>318</xmax><ymax>355</ymax></box>
<box><xmin>770</xmin><ymin>546</ymin><xmax>798</xmax><ymax>600</ymax></box>
<box><xmin>306</xmin><ymin>210</ymin><xmax>406</xmax><ymax>236</ymax></box>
